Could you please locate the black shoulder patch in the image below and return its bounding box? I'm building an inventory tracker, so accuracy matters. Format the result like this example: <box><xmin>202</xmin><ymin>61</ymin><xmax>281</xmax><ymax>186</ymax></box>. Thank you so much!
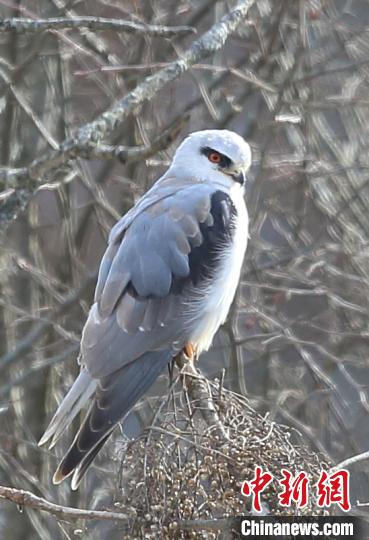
<box><xmin>172</xmin><ymin>190</ymin><xmax>237</xmax><ymax>292</ymax></box>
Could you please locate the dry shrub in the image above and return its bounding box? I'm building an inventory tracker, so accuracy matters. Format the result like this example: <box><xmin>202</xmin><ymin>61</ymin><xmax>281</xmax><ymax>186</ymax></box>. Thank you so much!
<box><xmin>116</xmin><ymin>365</ymin><xmax>330</xmax><ymax>539</ymax></box>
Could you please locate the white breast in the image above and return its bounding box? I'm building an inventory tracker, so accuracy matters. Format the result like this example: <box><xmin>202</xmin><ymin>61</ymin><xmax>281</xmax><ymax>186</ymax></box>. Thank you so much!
<box><xmin>189</xmin><ymin>184</ymin><xmax>248</xmax><ymax>354</ymax></box>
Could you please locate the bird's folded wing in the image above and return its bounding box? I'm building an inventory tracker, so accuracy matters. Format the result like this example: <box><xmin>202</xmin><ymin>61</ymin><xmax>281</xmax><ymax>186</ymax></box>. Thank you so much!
<box><xmin>80</xmin><ymin>182</ymin><xmax>218</xmax><ymax>379</ymax></box>
<box><xmin>107</xmin><ymin>174</ymin><xmax>200</xmax><ymax>245</ymax></box>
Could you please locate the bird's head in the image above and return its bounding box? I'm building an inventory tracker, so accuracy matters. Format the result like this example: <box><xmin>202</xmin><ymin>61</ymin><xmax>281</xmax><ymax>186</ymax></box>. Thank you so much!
<box><xmin>169</xmin><ymin>129</ymin><xmax>252</xmax><ymax>188</ymax></box>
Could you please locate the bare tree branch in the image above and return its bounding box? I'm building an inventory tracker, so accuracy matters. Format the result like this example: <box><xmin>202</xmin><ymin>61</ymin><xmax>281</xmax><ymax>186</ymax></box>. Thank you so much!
<box><xmin>0</xmin><ymin>344</ymin><xmax>79</xmax><ymax>399</ymax></box>
<box><xmin>0</xmin><ymin>114</ymin><xmax>187</xmax><ymax>183</ymax></box>
<box><xmin>0</xmin><ymin>485</ymin><xmax>131</xmax><ymax>522</ymax></box>
<box><xmin>0</xmin><ymin>0</ymin><xmax>255</xmax><ymax>227</ymax></box>
<box><xmin>0</xmin><ymin>114</ymin><xmax>187</xmax><ymax>231</ymax></box>
<box><xmin>332</xmin><ymin>451</ymin><xmax>369</xmax><ymax>472</ymax></box>
<box><xmin>176</xmin><ymin>353</ymin><xmax>229</xmax><ymax>440</ymax></box>
<box><xmin>48</xmin><ymin>500</ymin><xmax>236</xmax><ymax>534</ymax></box>
<box><xmin>0</xmin><ymin>272</ymin><xmax>96</xmax><ymax>374</ymax></box>
<box><xmin>0</xmin><ymin>68</ymin><xmax>59</xmax><ymax>150</ymax></box>
<box><xmin>0</xmin><ymin>17</ymin><xmax>195</xmax><ymax>37</ymax></box>
<box><xmin>78</xmin><ymin>114</ymin><xmax>190</xmax><ymax>163</ymax></box>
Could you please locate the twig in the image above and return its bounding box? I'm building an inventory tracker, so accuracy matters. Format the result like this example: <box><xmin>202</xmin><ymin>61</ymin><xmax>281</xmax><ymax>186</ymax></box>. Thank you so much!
<box><xmin>176</xmin><ymin>353</ymin><xmax>229</xmax><ymax>440</ymax></box>
<box><xmin>0</xmin><ymin>0</ymin><xmax>253</xmax><ymax>228</ymax></box>
<box><xmin>0</xmin><ymin>115</ymin><xmax>186</xmax><ymax>186</ymax></box>
<box><xmin>0</xmin><ymin>272</ymin><xmax>96</xmax><ymax>374</ymax></box>
<box><xmin>148</xmin><ymin>427</ymin><xmax>234</xmax><ymax>463</ymax></box>
<box><xmin>0</xmin><ymin>485</ymin><xmax>131</xmax><ymax>522</ymax></box>
<box><xmin>0</xmin><ymin>67</ymin><xmax>59</xmax><ymax>149</ymax></box>
<box><xmin>331</xmin><ymin>450</ymin><xmax>369</xmax><ymax>472</ymax></box>
<box><xmin>0</xmin><ymin>0</ymin><xmax>255</xmax><ymax>225</ymax></box>
<box><xmin>77</xmin><ymin>114</ymin><xmax>189</xmax><ymax>163</ymax></box>
<box><xmin>0</xmin><ymin>343</ymin><xmax>79</xmax><ymax>398</ymax></box>
<box><xmin>0</xmin><ymin>116</ymin><xmax>186</xmax><ymax>226</ymax></box>
<box><xmin>0</xmin><ymin>17</ymin><xmax>195</xmax><ymax>37</ymax></box>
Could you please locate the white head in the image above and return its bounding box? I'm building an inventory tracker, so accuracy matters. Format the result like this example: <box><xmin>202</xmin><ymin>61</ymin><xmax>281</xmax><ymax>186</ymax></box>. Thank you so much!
<box><xmin>168</xmin><ymin>129</ymin><xmax>252</xmax><ymax>188</ymax></box>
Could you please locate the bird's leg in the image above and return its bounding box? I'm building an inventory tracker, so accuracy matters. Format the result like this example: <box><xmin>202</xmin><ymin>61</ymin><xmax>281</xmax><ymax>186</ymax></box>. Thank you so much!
<box><xmin>183</xmin><ymin>342</ymin><xmax>197</xmax><ymax>361</ymax></box>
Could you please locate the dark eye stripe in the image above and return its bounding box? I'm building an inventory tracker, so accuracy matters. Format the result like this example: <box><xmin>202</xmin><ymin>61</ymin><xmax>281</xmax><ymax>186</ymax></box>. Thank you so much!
<box><xmin>200</xmin><ymin>146</ymin><xmax>232</xmax><ymax>168</ymax></box>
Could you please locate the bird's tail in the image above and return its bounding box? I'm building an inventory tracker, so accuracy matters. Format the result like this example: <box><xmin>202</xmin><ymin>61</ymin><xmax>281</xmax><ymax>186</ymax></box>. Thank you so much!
<box><xmin>38</xmin><ymin>369</ymin><xmax>96</xmax><ymax>449</ymax></box>
<box><xmin>51</xmin><ymin>350</ymin><xmax>172</xmax><ymax>490</ymax></box>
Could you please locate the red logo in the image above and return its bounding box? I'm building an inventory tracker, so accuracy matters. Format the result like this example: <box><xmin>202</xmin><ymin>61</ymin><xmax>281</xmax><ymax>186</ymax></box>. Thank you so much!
<box><xmin>316</xmin><ymin>470</ymin><xmax>351</xmax><ymax>512</ymax></box>
<box><xmin>241</xmin><ymin>466</ymin><xmax>273</xmax><ymax>513</ymax></box>
<box><xmin>279</xmin><ymin>469</ymin><xmax>309</xmax><ymax>508</ymax></box>
<box><xmin>241</xmin><ymin>467</ymin><xmax>350</xmax><ymax>512</ymax></box>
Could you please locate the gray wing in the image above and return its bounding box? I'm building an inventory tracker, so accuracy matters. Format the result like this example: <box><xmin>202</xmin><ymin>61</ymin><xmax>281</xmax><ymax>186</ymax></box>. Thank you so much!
<box><xmin>81</xmin><ymin>182</ymin><xmax>215</xmax><ymax>379</ymax></box>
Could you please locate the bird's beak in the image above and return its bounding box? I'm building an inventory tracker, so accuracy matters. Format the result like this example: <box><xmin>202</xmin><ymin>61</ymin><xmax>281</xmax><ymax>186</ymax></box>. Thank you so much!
<box><xmin>230</xmin><ymin>169</ymin><xmax>246</xmax><ymax>186</ymax></box>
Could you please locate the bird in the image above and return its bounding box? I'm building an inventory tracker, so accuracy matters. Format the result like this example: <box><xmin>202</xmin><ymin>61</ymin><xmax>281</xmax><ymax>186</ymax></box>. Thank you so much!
<box><xmin>39</xmin><ymin>129</ymin><xmax>252</xmax><ymax>490</ymax></box>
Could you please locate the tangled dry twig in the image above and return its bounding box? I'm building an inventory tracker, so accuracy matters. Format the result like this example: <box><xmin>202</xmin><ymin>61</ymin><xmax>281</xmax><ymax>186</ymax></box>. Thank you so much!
<box><xmin>116</xmin><ymin>360</ymin><xmax>330</xmax><ymax>539</ymax></box>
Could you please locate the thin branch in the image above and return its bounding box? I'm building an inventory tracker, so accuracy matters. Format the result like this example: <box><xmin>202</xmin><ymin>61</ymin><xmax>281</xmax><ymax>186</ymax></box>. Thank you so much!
<box><xmin>78</xmin><ymin>114</ymin><xmax>189</xmax><ymax>163</ymax></box>
<box><xmin>0</xmin><ymin>272</ymin><xmax>96</xmax><ymax>374</ymax></box>
<box><xmin>0</xmin><ymin>343</ymin><xmax>79</xmax><ymax>398</ymax></box>
<box><xmin>0</xmin><ymin>114</ymin><xmax>187</xmax><ymax>226</ymax></box>
<box><xmin>0</xmin><ymin>485</ymin><xmax>131</xmax><ymax>522</ymax></box>
<box><xmin>0</xmin><ymin>0</ymin><xmax>255</xmax><ymax>197</ymax></box>
<box><xmin>0</xmin><ymin>117</ymin><xmax>185</xmax><ymax>180</ymax></box>
<box><xmin>331</xmin><ymin>451</ymin><xmax>369</xmax><ymax>472</ymax></box>
<box><xmin>0</xmin><ymin>67</ymin><xmax>59</xmax><ymax>150</ymax></box>
<box><xmin>0</xmin><ymin>17</ymin><xmax>195</xmax><ymax>37</ymax></box>
<box><xmin>176</xmin><ymin>353</ymin><xmax>229</xmax><ymax>440</ymax></box>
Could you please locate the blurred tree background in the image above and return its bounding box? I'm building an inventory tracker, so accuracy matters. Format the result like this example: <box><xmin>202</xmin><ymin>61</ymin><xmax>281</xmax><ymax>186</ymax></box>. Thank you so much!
<box><xmin>1</xmin><ymin>0</ymin><xmax>369</xmax><ymax>538</ymax></box>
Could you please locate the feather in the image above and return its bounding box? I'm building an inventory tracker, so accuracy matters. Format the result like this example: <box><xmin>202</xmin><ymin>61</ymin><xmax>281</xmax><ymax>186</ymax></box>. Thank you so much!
<box><xmin>140</xmin><ymin>298</ymin><xmax>161</xmax><ymax>332</ymax></box>
<box><xmin>53</xmin><ymin>350</ymin><xmax>172</xmax><ymax>488</ymax></box>
<box><xmin>94</xmin><ymin>241</ymin><xmax>120</xmax><ymax>304</ymax></box>
<box><xmin>116</xmin><ymin>292</ymin><xmax>146</xmax><ymax>334</ymax></box>
<box><xmin>38</xmin><ymin>370</ymin><xmax>96</xmax><ymax>449</ymax></box>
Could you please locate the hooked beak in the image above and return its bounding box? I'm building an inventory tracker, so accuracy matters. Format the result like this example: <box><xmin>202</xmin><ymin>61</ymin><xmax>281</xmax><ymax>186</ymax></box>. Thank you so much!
<box><xmin>230</xmin><ymin>169</ymin><xmax>246</xmax><ymax>186</ymax></box>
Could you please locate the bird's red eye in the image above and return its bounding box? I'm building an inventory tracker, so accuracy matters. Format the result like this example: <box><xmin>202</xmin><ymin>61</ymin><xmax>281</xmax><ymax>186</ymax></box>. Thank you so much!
<box><xmin>208</xmin><ymin>152</ymin><xmax>221</xmax><ymax>164</ymax></box>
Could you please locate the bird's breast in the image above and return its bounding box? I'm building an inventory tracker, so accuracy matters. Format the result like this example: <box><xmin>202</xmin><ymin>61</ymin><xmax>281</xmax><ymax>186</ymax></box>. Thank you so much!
<box><xmin>189</xmin><ymin>186</ymin><xmax>248</xmax><ymax>353</ymax></box>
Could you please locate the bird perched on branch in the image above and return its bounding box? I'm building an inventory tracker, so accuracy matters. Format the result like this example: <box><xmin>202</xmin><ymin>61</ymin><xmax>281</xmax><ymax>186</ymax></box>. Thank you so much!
<box><xmin>39</xmin><ymin>129</ymin><xmax>252</xmax><ymax>489</ymax></box>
